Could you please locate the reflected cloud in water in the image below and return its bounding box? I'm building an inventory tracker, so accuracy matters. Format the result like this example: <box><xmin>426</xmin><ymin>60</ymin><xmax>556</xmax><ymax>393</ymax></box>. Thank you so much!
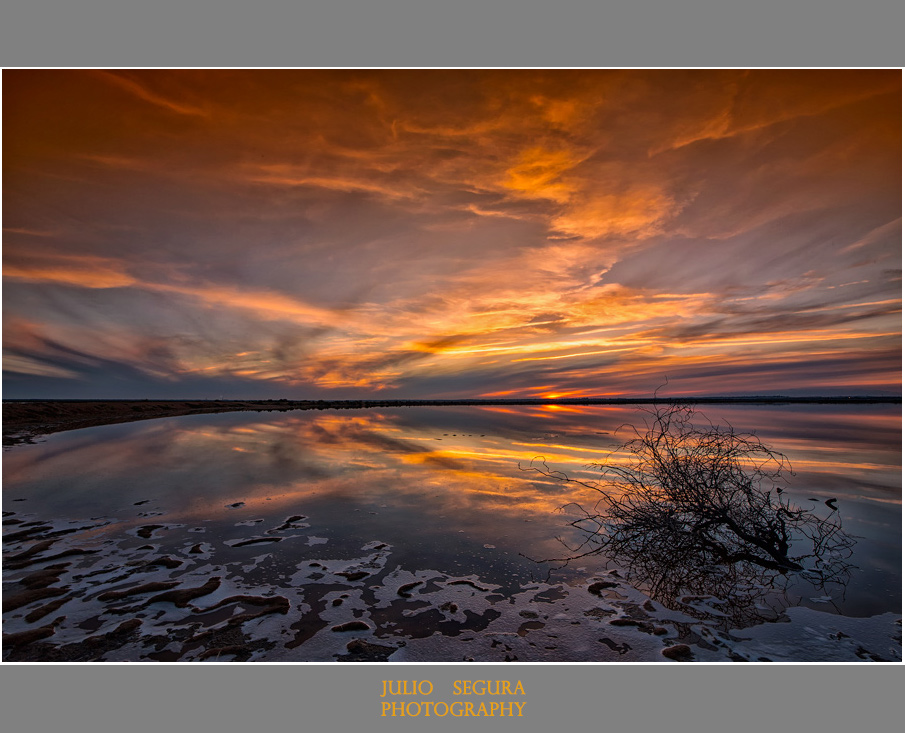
<box><xmin>3</xmin><ymin>404</ymin><xmax>899</xmax><ymax>616</ymax></box>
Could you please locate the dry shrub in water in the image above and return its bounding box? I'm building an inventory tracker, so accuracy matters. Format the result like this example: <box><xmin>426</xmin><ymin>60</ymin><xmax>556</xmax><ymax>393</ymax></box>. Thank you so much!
<box><xmin>525</xmin><ymin>403</ymin><xmax>855</xmax><ymax>622</ymax></box>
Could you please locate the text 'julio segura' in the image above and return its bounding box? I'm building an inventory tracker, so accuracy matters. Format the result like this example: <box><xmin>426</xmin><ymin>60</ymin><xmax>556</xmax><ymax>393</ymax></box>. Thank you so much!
<box><xmin>380</xmin><ymin>680</ymin><xmax>526</xmax><ymax>718</ymax></box>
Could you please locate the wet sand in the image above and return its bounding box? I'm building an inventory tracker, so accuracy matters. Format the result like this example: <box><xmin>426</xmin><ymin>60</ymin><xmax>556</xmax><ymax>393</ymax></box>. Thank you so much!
<box><xmin>3</xmin><ymin>505</ymin><xmax>898</xmax><ymax>662</ymax></box>
<box><xmin>2</xmin><ymin>399</ymin><xmax>453</xmax><ymax>446</ymax></box>
<box><xmin>3</xmin><ymin>400</ymin><xmax>319</xmax><ymax>445</ymax></box>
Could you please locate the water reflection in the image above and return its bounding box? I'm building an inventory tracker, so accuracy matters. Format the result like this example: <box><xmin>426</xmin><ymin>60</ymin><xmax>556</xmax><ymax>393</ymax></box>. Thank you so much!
<box><xmin>530</xmin><ymin>403</ymin><xmax>860</xmax><ymax>628</ymax></box>
<box><xmin>3</xmin><ymin>404</ymin><xmax>901</xmax><ymax>618</ymax></box>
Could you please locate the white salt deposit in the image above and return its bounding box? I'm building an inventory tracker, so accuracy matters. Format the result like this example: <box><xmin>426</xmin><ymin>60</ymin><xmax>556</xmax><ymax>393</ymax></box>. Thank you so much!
<box><xmin>3</xmin><ymin>512</ymin><xmax>900</xmax><ymax>662</ymax></box>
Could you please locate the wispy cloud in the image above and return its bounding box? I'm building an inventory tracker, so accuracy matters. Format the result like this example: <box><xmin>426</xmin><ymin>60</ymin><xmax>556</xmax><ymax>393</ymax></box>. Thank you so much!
<box><xmin>92</xmin><ymin>71</ymin><xmax>209</xmax><ymax>117</ymax></box>
<box><xmin>3</xmin><ymin>70</ymin><xmax>900</xmax><ymax>398</ymax></box>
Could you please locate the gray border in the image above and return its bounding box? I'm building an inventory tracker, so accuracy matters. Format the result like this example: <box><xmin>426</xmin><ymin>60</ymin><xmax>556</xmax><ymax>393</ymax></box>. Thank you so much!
<box><xmin>1</xmin><ymin>664</ymin><xmax>903</xmax><ymax>731</ymax></box>
<box><xmin>0</xmin><ymin>1</ymin><xmax>904</xmax><ymax>67</ymax></box>
<box><xmin>1</xmin><ymin>3</ymin><xmax>902</xmax><ymax>732</ymax></box>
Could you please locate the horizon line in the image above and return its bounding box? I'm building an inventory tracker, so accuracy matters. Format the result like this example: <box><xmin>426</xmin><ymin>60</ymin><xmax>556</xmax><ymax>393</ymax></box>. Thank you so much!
<box><xmin>3</xmin><ymin>395</ymin><xmax>901</xmax><ymax>404</ymax></box>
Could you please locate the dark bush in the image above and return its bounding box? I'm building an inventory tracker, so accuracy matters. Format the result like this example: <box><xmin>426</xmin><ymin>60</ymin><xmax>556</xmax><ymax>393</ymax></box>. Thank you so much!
<box><xmin>525</xmin><ymin>403</ymin><xmax>855</xmax><ymax>625</ymax></box>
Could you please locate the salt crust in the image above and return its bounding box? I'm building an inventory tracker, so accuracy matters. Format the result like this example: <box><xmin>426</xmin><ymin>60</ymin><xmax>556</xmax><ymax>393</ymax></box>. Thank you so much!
<box><xmin>3</xmin><ymin>515</ymin><xmax>900</xmax><ymax>662</ymax></box>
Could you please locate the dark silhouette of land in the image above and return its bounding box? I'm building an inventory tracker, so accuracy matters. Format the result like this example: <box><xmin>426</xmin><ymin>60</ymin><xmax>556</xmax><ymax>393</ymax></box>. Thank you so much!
<box><xmin>3</xmin><ymin>396</ymin><xmax>900</xmax><ymax>446</ymax></box>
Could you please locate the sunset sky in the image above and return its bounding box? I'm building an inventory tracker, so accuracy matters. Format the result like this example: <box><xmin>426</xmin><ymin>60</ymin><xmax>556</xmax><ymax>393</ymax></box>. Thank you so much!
<box><xmin>2</xmin><ymin>70</ymin><xmax>901</xmax><ymax>399</ymax></box>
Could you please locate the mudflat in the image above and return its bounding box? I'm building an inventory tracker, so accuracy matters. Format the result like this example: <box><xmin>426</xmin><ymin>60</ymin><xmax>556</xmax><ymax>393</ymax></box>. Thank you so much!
<box><xmin>2</xmin><ymin>400</ymin><xmax>361</xmax><ymax>445</ymax></box>
<box><xmin>2</xmin><ymin>399</ymin><xmax>485</xmax><ymax>444</ymax></box>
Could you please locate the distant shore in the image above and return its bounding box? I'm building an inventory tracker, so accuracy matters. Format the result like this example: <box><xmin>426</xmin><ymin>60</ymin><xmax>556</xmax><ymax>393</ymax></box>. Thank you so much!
<box><xmin>3</xmin><ymin>396</ymin><xmax>900</xmax><ymax>446</ymax></box>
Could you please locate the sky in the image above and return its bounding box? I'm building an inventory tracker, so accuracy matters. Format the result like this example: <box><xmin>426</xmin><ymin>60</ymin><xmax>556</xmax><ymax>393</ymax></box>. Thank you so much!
<box><xmin>2</xmin><ymin>70</ymin><xmax>901</xmax><ymax>399</ymax></box>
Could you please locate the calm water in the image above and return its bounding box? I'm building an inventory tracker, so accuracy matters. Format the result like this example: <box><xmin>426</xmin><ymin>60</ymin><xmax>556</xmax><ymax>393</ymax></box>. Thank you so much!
<box><xmin>3</xmin><ymin>404</ymin><xmax>901</xmax><ymax>619</ymax></box>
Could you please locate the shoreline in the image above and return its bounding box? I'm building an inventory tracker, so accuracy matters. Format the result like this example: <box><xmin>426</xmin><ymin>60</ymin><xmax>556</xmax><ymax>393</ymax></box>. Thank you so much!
<box><xmin>3</xmin><ymin>396</ymin><xmax>900</xmax><ymax>446</ymax></box>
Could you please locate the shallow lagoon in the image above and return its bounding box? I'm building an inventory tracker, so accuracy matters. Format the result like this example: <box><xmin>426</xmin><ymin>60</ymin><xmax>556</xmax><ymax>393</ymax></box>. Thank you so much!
<box><xmin>3</xmin><ymin>404</ymin><xmax>901</xmax><ymax>661</ymax></box>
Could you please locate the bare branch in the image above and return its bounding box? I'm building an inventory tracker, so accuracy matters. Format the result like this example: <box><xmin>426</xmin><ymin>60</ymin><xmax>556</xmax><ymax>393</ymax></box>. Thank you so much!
<box><xmin>524</xmin><ymin>402</ymin><xmax>855</xmax><ymax>627</ymax></box>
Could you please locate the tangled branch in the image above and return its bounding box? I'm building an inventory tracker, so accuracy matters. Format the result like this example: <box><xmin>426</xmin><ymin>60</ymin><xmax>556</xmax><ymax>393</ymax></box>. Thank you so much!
<box><xmin>526</xmin><ymin>403</ymin><xmax>856</xmax><ymax>626</ymax></box>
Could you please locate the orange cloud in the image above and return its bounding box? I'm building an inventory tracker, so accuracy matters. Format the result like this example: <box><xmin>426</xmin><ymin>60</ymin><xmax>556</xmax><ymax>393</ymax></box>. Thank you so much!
<box><xmin>502</xmin><ymin>147</ymin><xmax>583</xmax><ymax>203</ymax></box>
<box><xmin>649</xmin><ymin>70</ymin><xmax>901</xmax><ymax>155</ymax></box>
<box><xmin>3</xmin><ymin>257</ymin><xmax>137</xmax><ymax>289</ymax></box>
<box><xmin>552</xmin><ymin>187</ymin><xmax>678</xmax><ymax>240</ymax></box>
<box><xmin>155</xmin><ymin>282</ymin><xmax>346</xmax><ymax>329</ymax></box>
<box><xmin>3</xmin><ymin>71</ymin><xmax>899</xmax><ymax>398</ymax></box>
<box><xmin>92</xmin><ymin>70</ymin><xmax>208</xmax><ymax>117</ymax></box>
